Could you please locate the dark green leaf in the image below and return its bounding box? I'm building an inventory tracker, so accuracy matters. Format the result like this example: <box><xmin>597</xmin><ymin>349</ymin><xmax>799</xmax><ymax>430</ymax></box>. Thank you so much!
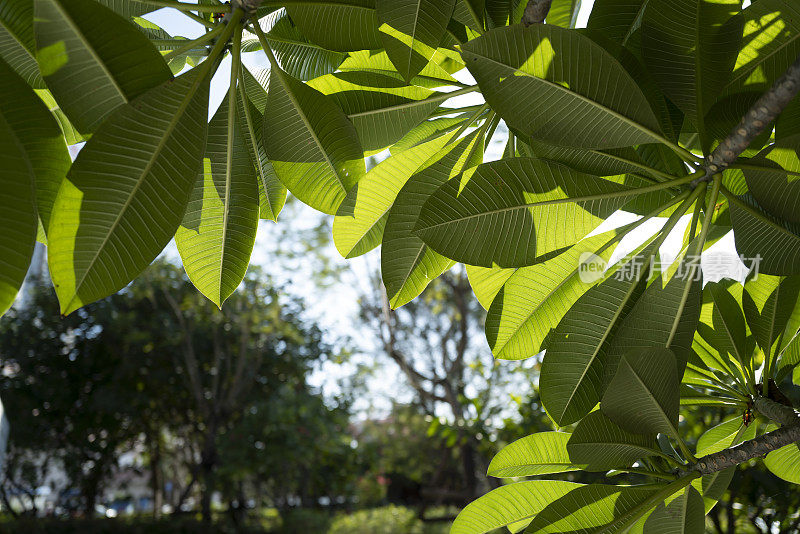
<box><xmin>602</xmin><ymin>347</ymin><xmax>680</xmax><ymax>438</ymax></box>
<box><xmin>34</xmin><ymin>0</ymin><xmax>172</xmax><ymax>134</ymax></box>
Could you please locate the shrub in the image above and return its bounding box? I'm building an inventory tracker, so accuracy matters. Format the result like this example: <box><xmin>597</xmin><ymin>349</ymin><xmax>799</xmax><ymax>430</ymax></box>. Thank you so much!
<box><xmin>327</xmin><ymin>505</ymin><xmax>424</xmax><ymax>534</ymax></box>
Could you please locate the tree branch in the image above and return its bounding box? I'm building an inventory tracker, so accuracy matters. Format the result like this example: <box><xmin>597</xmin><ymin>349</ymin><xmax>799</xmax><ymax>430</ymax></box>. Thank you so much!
<box><xmin>522</xmin><ymin>0</ymin><xmax>553</xmax><ymax>25</ymax></box>
<box><xmin>694</xmin><ymin>52</ymin><xmax>800</xmax><ymax>186</ymax></box>
<box><xmin>690</xmin><ymin>398</ymin><xmax>800</xmax><ymax>476</ymax></box>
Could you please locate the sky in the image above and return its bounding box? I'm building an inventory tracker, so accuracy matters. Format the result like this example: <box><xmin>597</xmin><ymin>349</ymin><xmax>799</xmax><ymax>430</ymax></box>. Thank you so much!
<box><xmin>130</xmin><ymin>2</ymin><xmax>752</xmax><ymax>416</ymax></box>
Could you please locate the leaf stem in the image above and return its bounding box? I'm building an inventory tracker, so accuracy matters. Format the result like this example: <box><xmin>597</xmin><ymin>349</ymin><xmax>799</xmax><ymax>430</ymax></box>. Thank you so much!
<box><xmin>675</xmin><ymin>436</ymin><xmax>698</xmax><ymax>464</ymax></box>
<box><xmin>163</xmin><ymin>25</ymin><xmax>224</xmax><ymax>61</ymax></box>
<box><xmin>194</xmin><ymin>10</ymin><xmax>243</xmax><ymax>83</ymax></box>
<box><xmin>430</xmin><ymin>104</ymin><xmax>484</xmax><ymax>118</ymax></box>
<box><xmin>179</xmin><ymin>9</ymin><xmax>217</xmax><ymax>29</ymax></box>
<box><xmin>140</xmin><ymin>0</ymin><xmax>224</xmax><ymax>13</ymax></box>
<box><xmin>453</xmin><ymin>103</ymin><xmax>490</xmax><ymax>139</ymax></box>
<box><xmin>611</xmin><ymin>467</ymin><xmax>677</xmax><ymax>481</ymax></box>
<box><xmin>484</xmin><ymin>114</ymin><xmax>502</xmax><ymax>150</ymax></box>
<box><xmin>250</xmin><ymin>20</ymin><xmax>280</xmax><ymax>69</ymax></box>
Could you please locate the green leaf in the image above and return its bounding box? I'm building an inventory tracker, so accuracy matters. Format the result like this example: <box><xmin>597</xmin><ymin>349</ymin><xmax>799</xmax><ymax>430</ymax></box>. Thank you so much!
<box><xmin>540</xmin><ymin>265</ymin><xmax>649</xmax><ymax>426</ymax></box>
<box><xmin>586</xmin><ymin>0</ymin><xmax>647</xmax><ymax>46</ymax></box>
<box><xmin>724</xmin><ymin>0</ymin><xmax>800</xmax><ymax>95</ymax></box>
<box><xmin>764</xmin><ymin>442</ymin><xmax>800</xmax><ymax>484</ymax></box>
<box><xmin>486</xmin><ymin>231</ymin><xmax>623</xmax><ymax>360</ymax></box>
<box><xmin>338</xmin><ymin>48</ymin><xmax>461</xmax><ymax>88</ymax></box>
<box><xmin>641</xmin><ymin>486</ymin><xmax>705</xmax><ymax>534</ymax></box>
<box><xmin>238</xmin><ymin>86</ymin><xmax>286</xmax><ymax>221</ymax></box>
<box><xmin>286</xmin><ymin>0</ymin><xmax>381</xmax><ymax>52</ymax></box>
<box><xmin>175</xmin><ymin>98</ymin><xmax>259</xmax><ymax>308</ymax></box>
<box><xmin>333</xmin><ymin>132</ymin><xmax>454</xmax><ymax>258</ymax></box>
<box><xmin>743</xmin><ymin>139</ymin><xmax>800</xmax><ymax>225</ymax></box>
<box><xmin>606</xmin><ymin>260</ymin><xmax>702</xmax><ymax>380</ymax></box>
<box><xmin>35</xmin><ymin>87</ymin><xmax>83</xmax><ymax>145</ymax></box>
<box><xmin>488</xmin><ymin>431</ymin><xmax>583</xmax><ymax>477</ymax></box>
<box><xmin>450</xmin><ymin>480</ymin><xmax>582</xmax><ymax>534</ymax></box>
<box><xmin>392</xmin><ymin>115</ymin><xmax>470</xmax><ymax>153</ymax></box>
<box><xmin>777</xmin><ymin>334</ymin><xmax>800</xmax><ymax>380</ymax></box>
<box><xmin>95</xmin><ymin>0</ymin><xmax>156</xmax><ymax>19</ymax></box>
<box><xmin>461</xmin><ymin>25</ymin><xmax>662</xmax><ymax>149</ymax></box>
<box><xmin>34</xmin><ymin>0</ymin><xmax>172</xmax><ymax>134</ymax></box>
<box><xmin>601</xmin><ymin>347</ymin><xmax>680</xmax><ymax>438</ymax></box>
<box><xmin>0</xmin><ymin>94</ymin><xmax>37</xmax><ymax>315</ymax></box>
<box><xmin>641</xmin><ymin>0</ymin><xmax>742</xmax><ymax>145</ymax></box>
<box><xmin>730</xmin><ymin>194</ymin><xmax>800</xmax><ymax>276</ymax></box>
<box><xmin>742</xmin><ymin>274</ymin><xmax>800</xmax><ymax>360</ymax></box>
<box><xmin>381</xmin><ymin>131</ymin><xmax>483</xmax><ymax>308</ymax></box>
<box><xmin>241</xmin><ymin>66</ymin><xmax>269</xmax><ymax>113</ymax></box>
<box><xmin>525</xmin><ymin>484</ymin><xmax>658</xmax><ymax>534</ymax></box>
<box><xmin>696</xmin><ymin>417</ymin><xmax>745</xmax><ymax>457</ymax></box>
<box><xmin>414</xmin><ymin>158</ymin><xmax>634</xmax><ymax>268</ymax></box>
<box><xmin>0</xmin><ymin>58</ymin><xmax>70</xmax><ymax>235</ymax></box>
<box><xmin>522</xmin><ymin>138</ymin><xmax>648</xmax><ymax>178</ymax></box>
<box><xmin>546</xmin><ymin>0</ymin><xmax>581</xmax><ymax>28</ymax></box>
<box><xmin>262</xmin><ymin>67</ymin><xmax>364</xmax><ymax>215</ymax></box>
<box><xmin>307</xmin><ymin>71</ymin><xmax>440</xmax><ymax>153</ymax></box>
<box><xmin>567</xmin><ymin>410</ymin><xmax>660</xmax><ymax>471</ymax></box>
<box><xmin>244</xmin><ymin>13</ymin><xmax>346</xmax><ymax>81</ymax></box>
<box><xmin>376</xmin><ymin>0</ymin><xmax>456</xmax><ymax>82</ymax></box>
<box><xmin>0</xmin><ymin>0</ymin><xmax>45</xmax><ymax>88</ymax></box>
<box><xmin>602</xmin><ymin>267</ymin><xmax>702</xmax><ymax>382</ymax></box>
<box><xmin>465</xmin><ymin>264</ymin><xmax>514</xmax><ymax>310</ymax></box>
<box><xmin>693</xmin><ymin>468</ymin><xmax>735</xmax><ymax>513</ymax></box>
<box><xmin>47</xmin><ymin>69</ymin><xmax>209</xmax><ymax>315</ymax></box>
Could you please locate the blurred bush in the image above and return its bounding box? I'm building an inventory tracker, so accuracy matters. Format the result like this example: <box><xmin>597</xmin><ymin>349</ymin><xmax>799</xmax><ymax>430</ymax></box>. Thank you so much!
<box><xmin>0</xmin><ymin>517</ymin><xmax>261</xmax><ymax>534</ymax></box>
<box><xmin>327</xmin><ymin>505</ymin><xmax>424</xmax><ymax>534</ymax></box>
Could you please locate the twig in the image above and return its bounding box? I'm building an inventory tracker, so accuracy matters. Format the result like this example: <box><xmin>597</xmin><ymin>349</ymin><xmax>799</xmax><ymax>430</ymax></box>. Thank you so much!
<box><xmin>522</xmin><ymin>0</ymin><xmax>553</xmax><ymax>26</ymax></box>
<box><xmin>693</xmin><ymin>52</ymin><xmax>800</xmax><ymax>186</ymax></box>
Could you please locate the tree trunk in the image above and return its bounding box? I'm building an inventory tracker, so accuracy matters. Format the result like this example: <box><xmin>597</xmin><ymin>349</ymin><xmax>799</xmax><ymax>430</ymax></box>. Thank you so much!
<box><xmin>200</xmin><ymin>462</ymin><xmax>215</xmax><ymax>524</ymax></box>
<box><xmin>148</xmin><ymin>430</ymin><xmax>163</xmax><ymax>519</ymax></box>
<box><xmin>460</xmin><ymin>439</ymin><xmax>477</xmax><ymax>500</ymax></box>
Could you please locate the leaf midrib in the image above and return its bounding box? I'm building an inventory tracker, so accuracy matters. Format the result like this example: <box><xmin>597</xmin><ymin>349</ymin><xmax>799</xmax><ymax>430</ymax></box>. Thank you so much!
<box><xmin>47</xmin><ymin>0</ymin><xmax>127</xmax><ymax>105</ymax></box>
<box><xmin>275</xmin><ymin>69</ymin><xmax>346</xmax><ymax>194</ymax></box>
<box><xmin>559</xmin><ymin>278</ymin><xmax>642</xmax><ymax>422</ymax></box>
<box><xmin>464</xmin><ymin>49</ymin><xmax>662</xmax><ymax>143</ymax></box>
<box><xmin>66</xmin><ymin>75</ymin><xmax>205</xmax><ymax>311</ymax></box>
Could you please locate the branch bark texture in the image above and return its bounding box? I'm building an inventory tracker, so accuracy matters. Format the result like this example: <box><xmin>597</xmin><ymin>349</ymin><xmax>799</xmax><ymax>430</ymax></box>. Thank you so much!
<box><xmin>522</xmin><ymin>0</ymin><xmax>553</xmax><ymax>26</ymax></box>
<box><xmin>695</xmin><ymin>52</ymin><xmax>800</xmax><ymax>185</ymax></box>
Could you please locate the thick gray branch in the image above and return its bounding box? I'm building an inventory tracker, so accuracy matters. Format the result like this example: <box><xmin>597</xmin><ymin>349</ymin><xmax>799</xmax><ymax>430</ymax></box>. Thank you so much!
<box><xmin>694</xmin><ymin>52</ymin><xmax>800</xmax><ymax>185</ymax></box>
<box><xmin>690</xmin><ymin>397</ymin><xmax>800</xmax><ymax>476</ymax></box>
<box><xmin>693</xmin><ymin>424</ymin><xmax>800</xmax><ymax>475</ymax></box>
<box><xmin>522</xmin><ymin>0</ymin><xmax>553</xmax><ymax>26</ymax></box>
<box><xmin>755</xmin><ymin>395</ymin><xmax>800</xmax><ymax>426</ymax></box>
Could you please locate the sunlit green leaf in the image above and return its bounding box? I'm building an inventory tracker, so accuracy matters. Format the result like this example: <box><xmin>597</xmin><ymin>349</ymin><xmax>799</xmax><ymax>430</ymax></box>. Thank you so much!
<box><xmin>262</xmin><ymin>66</ymin><xmax>365</xmax><ymax>215</ymax></box>
<box><xmin>175</xmin><ymin>98</ymin><xmax>259</xmax><ymax>308</ymax></box>
<box><xmin>461</xmin><ymin>24</ymin><xmax>663</xmax><ymax>149</ymax></box>
<box><xmin>488</xmin><ymin>431</ymin><xmax>584</xmax><ymax>477</ymax></box>
<box><xmin>333</xmin><ymin>132</ymin><xmax>454</xmax><ymax>258</ymax></box>
<box><xmin>450</xmin><ymin>480</ymin><xmax>582</xmax><ymax>534</ymax></box>
<box><xmin>382</xmin><ymin>131</ymin><xmax>483</xmax><ymax>308</ymax></box>
<box><xmin>286</xmin><ymin>0</ymin><xmax>381</xmax><ymax>52</ymax></box>
<box><xmin>414</xmin><ymin>158</ymin><xmax>634</xmax><ymax>268</ymax></box>
<box><xmin>48</xmin><ymin>69</ymin><xmax>209</xmax><ymax>315</ymax></box>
